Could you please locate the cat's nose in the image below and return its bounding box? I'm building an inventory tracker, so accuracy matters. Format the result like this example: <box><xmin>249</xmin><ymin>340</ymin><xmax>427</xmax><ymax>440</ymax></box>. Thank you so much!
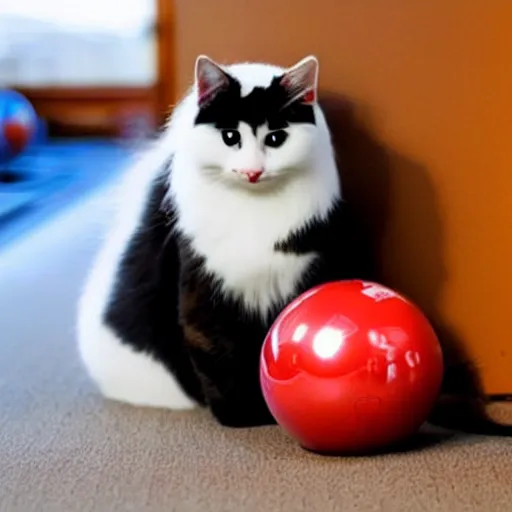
<box><xmin>239</xmin><ymin>169</ymin><xmax>264</xmax><ymax>183</ymax></box>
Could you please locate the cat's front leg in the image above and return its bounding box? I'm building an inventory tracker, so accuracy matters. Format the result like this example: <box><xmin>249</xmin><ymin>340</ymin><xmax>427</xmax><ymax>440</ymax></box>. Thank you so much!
<box><xmin>183</xmin><ymin>325</ymin><xmax>276</xmax><ymax>428</ymax></box>
<box><xmin>209</xmin><ymin>396</ymin><xmax>276</xmax><ymax>428</ymax></box>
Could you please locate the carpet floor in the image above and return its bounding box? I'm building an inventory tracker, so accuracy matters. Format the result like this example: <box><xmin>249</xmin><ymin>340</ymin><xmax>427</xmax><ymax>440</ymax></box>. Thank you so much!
<box><xmin>1</xmin><ymin>177</ymin><xmax>511</xmax><ymax>512</ymax></box>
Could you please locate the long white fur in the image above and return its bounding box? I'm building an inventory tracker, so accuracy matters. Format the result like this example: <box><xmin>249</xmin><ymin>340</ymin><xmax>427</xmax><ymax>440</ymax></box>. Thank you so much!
<box><xmin>77</xmin><ymin>137</ymin><xmax>196</xmax><ymax>410</ymax></box>
<box><xmin>77</xmin><ymin>56</ymin><xmax>341</xmax><ymax>410</ymax></box>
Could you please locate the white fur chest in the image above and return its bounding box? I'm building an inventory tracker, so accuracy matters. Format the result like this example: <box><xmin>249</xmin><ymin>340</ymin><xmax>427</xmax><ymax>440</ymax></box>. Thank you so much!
<box><xmin>170</xmin><ymin>163</ymin><xmax>324</xmax><ymax>315</ymax></box>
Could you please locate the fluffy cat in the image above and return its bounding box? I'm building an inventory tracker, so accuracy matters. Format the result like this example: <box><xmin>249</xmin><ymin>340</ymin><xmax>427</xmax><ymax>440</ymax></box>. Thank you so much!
<box><xmin>76</xmin><ymin>54</ymin><xmax>369</xmax><ymax>427</ymax></box>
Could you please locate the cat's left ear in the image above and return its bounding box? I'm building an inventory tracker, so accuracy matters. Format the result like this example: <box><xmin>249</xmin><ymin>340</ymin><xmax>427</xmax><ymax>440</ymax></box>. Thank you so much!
<box><xmin>194</xmin><ymin>55</ymin><xmax>231</xmax><ymax>107</ymax></box>
<box><xmin>280</xmin><ymin>55</ymin><xmax>319</xmax><ymax>107</ymax></box>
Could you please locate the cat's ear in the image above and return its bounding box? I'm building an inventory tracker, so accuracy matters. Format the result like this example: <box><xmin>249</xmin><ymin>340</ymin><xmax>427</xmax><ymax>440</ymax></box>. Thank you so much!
<box><xmin>194</xmin><ymin>55</ymin><xmax>231</xmax><ymax>107</ymax></box>
<box><xmin>280</xmin><ymin>55</ymin><xmax>319</xmax><ymax>107</ymax></box>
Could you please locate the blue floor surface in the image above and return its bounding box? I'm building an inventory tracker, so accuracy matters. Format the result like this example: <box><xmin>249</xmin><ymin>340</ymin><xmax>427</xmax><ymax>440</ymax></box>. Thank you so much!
<box><xmin>0</xmin><ymin>138</ymin><xmax>135</xmax><ymax>251</ymax></box>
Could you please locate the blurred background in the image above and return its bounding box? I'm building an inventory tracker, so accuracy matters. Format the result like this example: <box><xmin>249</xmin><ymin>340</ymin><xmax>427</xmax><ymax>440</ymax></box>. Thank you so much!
<box><xmin>0</xmin><ymin>0</ymin><xmax>171</xmax><ymax>247</ymax></box>
<box><xmin>2</xmin><ymin>4</ymin><xmax>512</xmax><ymax>510</ymax></box>
<box><xmin>1</xmin><ymin>1</ymin><xmax>512</xmax><ymax>405</ymax></box>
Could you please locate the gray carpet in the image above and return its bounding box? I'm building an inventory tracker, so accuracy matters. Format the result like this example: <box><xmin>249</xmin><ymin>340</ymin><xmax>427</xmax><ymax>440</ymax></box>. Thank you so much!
<box><xmin>1</xmin><ymin>182</ymin><xmax>511</xmax><ymax>512</ymax></box>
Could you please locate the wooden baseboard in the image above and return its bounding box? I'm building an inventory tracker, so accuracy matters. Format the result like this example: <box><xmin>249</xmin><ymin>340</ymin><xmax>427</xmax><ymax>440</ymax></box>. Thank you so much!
<box><xmin>14</xmin><ymin>86</ymin><xmax>160</xmax><ymax>138</ymax></box>
<box><xmin>486</xmin><ymin>399</ymin><xmax>512</xmax><ymax>426</ymax></box>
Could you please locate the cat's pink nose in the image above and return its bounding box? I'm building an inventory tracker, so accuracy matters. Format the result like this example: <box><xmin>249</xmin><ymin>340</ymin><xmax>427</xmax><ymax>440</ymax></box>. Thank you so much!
<box><xmin>240</xmin><ymin>169</ymin><xmax>264</xmax><ymax>183</ymax></box>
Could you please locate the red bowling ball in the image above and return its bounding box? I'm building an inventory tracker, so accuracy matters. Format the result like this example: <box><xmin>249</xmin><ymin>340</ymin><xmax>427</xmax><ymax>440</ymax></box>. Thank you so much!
<box><xmin>260</xmin><ymin>280</ymin><xmax>444</xmax><ymax>454</ymax></box>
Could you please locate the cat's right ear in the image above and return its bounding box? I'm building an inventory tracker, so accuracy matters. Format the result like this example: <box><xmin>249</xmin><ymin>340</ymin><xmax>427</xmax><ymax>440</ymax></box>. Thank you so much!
<box><xmin>194</xmin><ymin>55</ymin><xmax>230</xmax><ymax>108</ymax></box>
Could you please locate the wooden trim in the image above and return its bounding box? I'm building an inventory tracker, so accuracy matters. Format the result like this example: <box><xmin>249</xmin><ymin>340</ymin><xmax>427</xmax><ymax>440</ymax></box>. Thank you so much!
<box><xmin>14</xmin><ymin>86</ymin><xmax>159</xmax><ymax>138</ymax></box>
<box><xmin>156</xmin><ymin>0</ymin><xmax>176</xmax><ymax>124</ymax></box>
<box><xmin>14</xmin><ymin>87</ymin><xmax>157</xmax><ymax>101</ymax></box>
<box><xmin>486</xmin><ymin>401</ymin><xmax>512</xmax><ymax>426</ymax></box>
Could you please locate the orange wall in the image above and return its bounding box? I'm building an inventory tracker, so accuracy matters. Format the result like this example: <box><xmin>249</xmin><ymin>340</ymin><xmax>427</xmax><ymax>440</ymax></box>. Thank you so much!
<box><xmin>174</xmin><ymin>1</ymin><xmax>512</xmax><ymax>395</ymax></box>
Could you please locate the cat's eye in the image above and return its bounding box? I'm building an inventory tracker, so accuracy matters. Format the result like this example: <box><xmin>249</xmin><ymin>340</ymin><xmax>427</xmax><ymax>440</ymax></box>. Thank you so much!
<box><xmin>264</xmin><ymin>130</ymin><xmax>288</xmax><ymax>148</ymax></box>
<box><xmin>221</xmin><ymin>130</ymin><xmax>241</xmax><ymax>148</ymax></box>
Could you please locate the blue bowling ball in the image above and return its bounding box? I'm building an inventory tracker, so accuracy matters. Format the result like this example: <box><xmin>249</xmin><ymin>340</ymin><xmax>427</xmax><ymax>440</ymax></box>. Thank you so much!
<box><xmin>0</xmin><ymin>89</ymin><xmax>38</xmax><ymax>163</ymax></box>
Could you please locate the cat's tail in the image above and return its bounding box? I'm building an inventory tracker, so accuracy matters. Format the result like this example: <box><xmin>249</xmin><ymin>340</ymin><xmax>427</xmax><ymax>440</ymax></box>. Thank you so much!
<box><xmin>429</xmin><ymin>394</ymin><xmax>512</xmax><ymax>436</ymax></box>
<box><xmin>428</xmin><ymin>360</ymin><xmax>512</xmax><ymax>436</ymax></box>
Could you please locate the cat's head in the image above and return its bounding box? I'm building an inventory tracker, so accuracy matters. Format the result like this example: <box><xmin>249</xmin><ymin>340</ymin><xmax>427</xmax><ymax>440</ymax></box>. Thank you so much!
<box><xmin>178</xmin><ymin>55</ymin><xmax>330</xmax><ymax>189</ymax></box>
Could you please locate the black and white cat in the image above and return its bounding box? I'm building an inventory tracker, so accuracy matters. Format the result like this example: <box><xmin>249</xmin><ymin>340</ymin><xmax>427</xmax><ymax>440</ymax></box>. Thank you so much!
<box><xmin>76</xmin><ymin>55</ymin><xmax>370</xmax><ymax>427</ymax></box>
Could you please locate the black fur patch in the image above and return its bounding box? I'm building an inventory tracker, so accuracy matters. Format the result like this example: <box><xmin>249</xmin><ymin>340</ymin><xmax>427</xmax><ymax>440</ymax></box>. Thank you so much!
<box><xmin>194</xmin><ymin>75</ymin><xmax>316</xmax><ymax>133</ymax></box>
<box><xmin>104</xmin><ymin>164</ymin><xmax>206</xmax><ymax>406</ymax></box>
<box><xmin>176</xmin><ymin>198</ymin><xmax>372</xmax><ymax>427</ymax></box>
<box><xmin>104</xmin><ymin>160</ymin><xmax>372</xmax><ymax>427</ymax></box>
<box><xmin>275</xmin><ymin>200</ymin><xmax>374</xmax><ymax>283</ymax></box>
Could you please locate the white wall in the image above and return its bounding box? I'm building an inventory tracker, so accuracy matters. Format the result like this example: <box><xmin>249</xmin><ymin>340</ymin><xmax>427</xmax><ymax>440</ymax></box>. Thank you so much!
<box><xmin>0</xmin><ymin>0</ymin><xmax>156</xmax><ymax>86</ymax></box>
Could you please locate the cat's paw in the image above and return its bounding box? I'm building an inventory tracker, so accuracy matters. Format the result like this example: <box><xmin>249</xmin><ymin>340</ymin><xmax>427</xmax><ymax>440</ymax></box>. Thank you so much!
<box><xmin>210</xmin><ymin>400</ymin><xmax>277</xmax><ymax>428</ymax></box>
<box><xmin>79</xmin><ymin>324</ymin><xmax>197</xmax><ymax>410</ymax></box>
